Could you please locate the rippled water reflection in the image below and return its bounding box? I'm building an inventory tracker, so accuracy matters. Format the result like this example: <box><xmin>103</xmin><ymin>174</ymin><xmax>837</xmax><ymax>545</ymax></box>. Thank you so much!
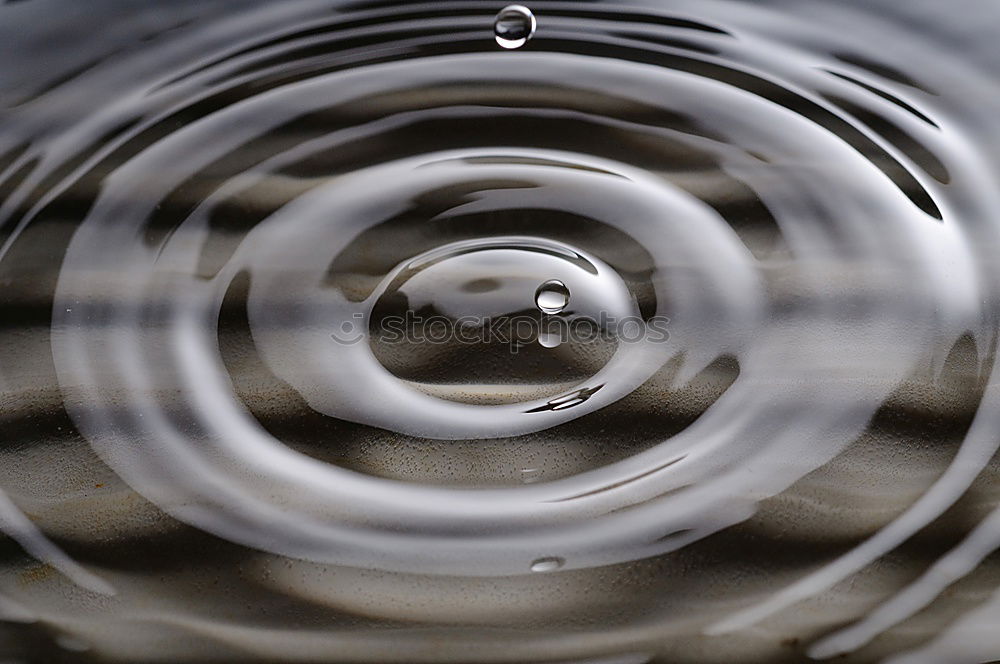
<box><xmin>2</xmin><ymin>0</ymin><xmax>1000</xmax><ymax>662</ymax></box>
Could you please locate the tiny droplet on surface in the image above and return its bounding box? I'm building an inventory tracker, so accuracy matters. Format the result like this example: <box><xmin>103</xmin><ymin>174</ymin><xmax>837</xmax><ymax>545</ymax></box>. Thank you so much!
<box><xmin>535</xmin><ymin>279</ymin><xmax>570</xmax><ymax>314</ymax></box>
<box><xmin>530</xmin><ymin>556</ymin><xmax>565</xmax><ymax>572</ymax></box>
<box><xmin>494</xmin><ymin>5</ymin><xmax>536</xmax><ymax>49</ymax></box>
<box><xmin>538</xmin><ymin>329</ymin><xmax>562</xmax><ymax>349</ymax></box>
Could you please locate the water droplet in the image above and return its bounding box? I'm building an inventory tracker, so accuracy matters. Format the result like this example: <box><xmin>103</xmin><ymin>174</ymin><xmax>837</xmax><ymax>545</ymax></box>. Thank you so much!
<box><xmin>535</xmin><ymin>279</ymin><xmax>570</xmax><ymax>314</ymax></box>
<box><xmin>530</xmin><ymin>556</ymin><xmax>565</xmax><ymax>572</ymax></box>
<box><xmin>538</xmin><ymin>329</ymin><xmax>561</xmax><ymax>349</ymax></box>
<box><xmin>494</xmin><ymin>5</ymin><xmax>536</xmax><ymax>49</ymax></box>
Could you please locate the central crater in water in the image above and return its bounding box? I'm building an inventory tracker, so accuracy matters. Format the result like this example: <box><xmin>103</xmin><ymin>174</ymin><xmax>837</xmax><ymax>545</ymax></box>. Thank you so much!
<box><xmin>368</xmin><ymin>238</ymin><xmax>619</xmax><ymax>405</ymax></box>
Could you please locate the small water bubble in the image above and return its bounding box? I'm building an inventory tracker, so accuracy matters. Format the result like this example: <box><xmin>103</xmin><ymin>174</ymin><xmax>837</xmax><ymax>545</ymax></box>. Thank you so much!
<box><xmin>538</xmin><ymin>329</ymin><xmax>562</xmax><ymax>348</ymax></box>
<box><xmin>535</xmin><ymin>279</ymin><xmax>569</xmax><ymax>314</ymax></box>
<box><xmin>530</xmin><ymin>556</ymin><xmax>565</xmax><ymax>572</ymax></box>
<box><xmin>494</xmin><ymin>5</ymin><xmax>536</xmax><ymax>49</ymax></box>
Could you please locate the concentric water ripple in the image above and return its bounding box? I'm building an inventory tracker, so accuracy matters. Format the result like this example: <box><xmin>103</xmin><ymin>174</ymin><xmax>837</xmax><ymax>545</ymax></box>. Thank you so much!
<box><xmin>2</xmin><ymin>0</ymin><xmax>1000</xmax><ymax>662</ymax></box>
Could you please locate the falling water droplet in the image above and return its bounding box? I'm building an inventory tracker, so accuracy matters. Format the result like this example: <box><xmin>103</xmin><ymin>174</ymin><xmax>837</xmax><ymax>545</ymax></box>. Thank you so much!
<box><xmin>494</xmin><ymin>5</ymin><xmax>536</xmax><ymax>49</ymax></box>
<box><xmin>535</xmin><ymin>279</ymin><xmax>570</xmax><ymax>314</ymax></box>
<box><xmin>530</xmin><ymin>556</ymin><xmax>565</xmax><ymax>573</ymax></box>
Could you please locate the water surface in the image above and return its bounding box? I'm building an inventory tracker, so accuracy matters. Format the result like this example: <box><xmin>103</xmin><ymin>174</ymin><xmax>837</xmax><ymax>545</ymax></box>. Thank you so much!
<box><xmin>1</xmin><ymin>0</ymin><xmax>1000</xmax><ymax>662</ymax></box>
